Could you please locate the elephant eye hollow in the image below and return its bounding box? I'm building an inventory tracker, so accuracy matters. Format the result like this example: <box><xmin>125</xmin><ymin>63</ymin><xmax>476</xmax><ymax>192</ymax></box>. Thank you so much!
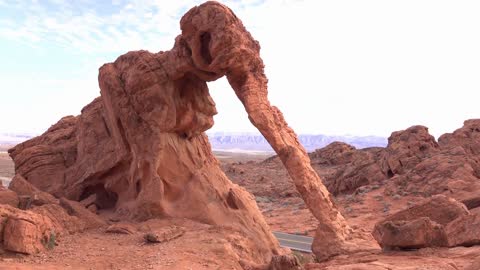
<box><xmin>200</xmin><ymin>32</ymin><xmax>213</xmax><ymax>65</ymax></box>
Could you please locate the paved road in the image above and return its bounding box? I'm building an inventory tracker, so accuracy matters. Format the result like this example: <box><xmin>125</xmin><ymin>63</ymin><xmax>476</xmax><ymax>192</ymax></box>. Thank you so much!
<box><xmin>273</xmin><ymin>231</ymin><xmax>313</xmax><ymax>253</ymax></box>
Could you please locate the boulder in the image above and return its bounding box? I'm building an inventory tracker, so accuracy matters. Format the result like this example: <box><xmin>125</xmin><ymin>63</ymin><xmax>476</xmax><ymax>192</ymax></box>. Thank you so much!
<box><xmin>373</xmin><ymin>217</ymin><xmax>448</xmax><ymax>249</ymax></box>
<box><xmin>105</xmin><ymin>223</ymin><xmax>136</xmax><ymax>234</ymax></box>
<box><xmin>79</xmin><ymin>193</ymin><xmax>97</xmax><ymax>208</ymax></box>
<box><xmin>1</xmin><ymin>205</ymin><xmax>56</xmax><ymax>254</ymax></box>
<box><xmin>0</xmin><ymin>204</ymin><xmax>19</xmax><ymax>242</ymax></box>
<box><xmin>372</xmin><ymin>195</ymin><xmax>468</xmax><ymax>249</ymax></box>
<box><xmin>445</xmin><ymin>213</ymin><xmax>480</xmax><ymax>247</ymax></box>
<box><xmin>0</xmin><ymin>203</ymin><xmax>87</xmax><ymax>254</ymax></box>
<box><xmin>144</xmin><ymin>226</ymin><xmax>185</xmax><ymax>243</ymax></box>
<box><xmin>377</xmin><ymin>195</ymin><xmax>468</xmax><ymax>226</ymax></box>
<box><xmin>383</xmin><ymin>120</ymin><xmax>480</xmax><ymax>199</ymax></box>
<box><xmin>0</xmin><ymin>185</ymin><xmax>19</xmax><ymax>207</ymax></box>
<box><xmin>8</xmin><ymin>174</ymin><xmax>58</xmax><ymax>208</ymax></box>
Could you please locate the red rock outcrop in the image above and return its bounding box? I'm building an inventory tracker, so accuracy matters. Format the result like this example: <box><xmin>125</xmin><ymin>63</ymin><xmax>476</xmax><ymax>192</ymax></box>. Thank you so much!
<box><xmin>0</xmin><ymin>203</ymin><xmax>86</xmax><ymax>254</ymax></box>
<box><xmin>309</xmin><ymin>142</ymin><xmax>386</xmax><ymax>195</ymax></box>
<box><xmin>8</xmin><ymin>1</ymin><xmax>349</xmax><ymax>265</ymax></box>
<box><xmin>0</xmin><ymin>185</ymin><xmax>19</xmax><ymax>207</ymax></box>
<box><xmin>373</xmin><ymin>217</ymin><xmax>448</xmax><ymax>249</ymax></box>
<box><xmin>372</xmin><ymin>195</ymin><xmax>480</xmax><ymax>250</ymax></box>
<box><xmin>9</xmin><ymin>174</ymin><xmax>58</xmax><ymax>208</ymax></box>
<box><xmin>445</xmin><ymin>213</ymin><xmax>480</xmax><ymax>247</ymax></box>
<box><xmin>380</xmin><ymin>125</ymin><xmax>440</xmax><ymax>177</ymax></box>
<box><xmin>383</xmin><ymin>120</ymin><xmax>480</xmax><ymax>200</ymax></box>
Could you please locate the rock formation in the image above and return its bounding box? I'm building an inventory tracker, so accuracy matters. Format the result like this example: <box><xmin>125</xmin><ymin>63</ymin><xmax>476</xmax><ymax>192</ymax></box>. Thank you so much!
<box><xmin>380</xmin><ymin>125</ymin><xmax>440</xmax><ymax>177</ymax></box>
<box><xmin>296</xmin><ymin>119</ymin><xmax>480</xmax><ymax>201</ymax></box>
<box><xmin>384</xmin><ymin>121</ymin><xmax>480</xmax><ymax>201</ymax></box>
<box><xmin>373</xmin><ymin>195</ymin><xmax>480</xmax><ymax>250</ymax></box>
<box><xmin>8</xmin><ymin>1</ymin><xmax>349</xmax><ymax>265</ymax></box>
<box><xmin>0</xmin><ymin>200</ymin><xmax>93</xmax><ymax>254</ymax></box>
<box><xmin>309</xmin><ymin>142</ymin><xmax>386</xmax><ymax>195</ymax></box>
<box><xmin>372</xmin><ymin>195</ymin><xmax>468</xmax><ymax>249</ymax></box>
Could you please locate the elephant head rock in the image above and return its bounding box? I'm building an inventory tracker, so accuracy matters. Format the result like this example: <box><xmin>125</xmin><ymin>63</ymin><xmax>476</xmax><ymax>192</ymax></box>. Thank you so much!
<box><xmin>9</xmin><ymin>1</ymin><xmax>350</xmax><ymax>263</ymax></box>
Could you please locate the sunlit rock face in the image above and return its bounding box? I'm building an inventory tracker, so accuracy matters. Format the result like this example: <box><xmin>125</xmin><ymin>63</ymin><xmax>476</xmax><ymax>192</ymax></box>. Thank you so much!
<box><xmin>9</xmin><ymin>1</ymin><xmax>349</xmax><ymax>264</ymax></box>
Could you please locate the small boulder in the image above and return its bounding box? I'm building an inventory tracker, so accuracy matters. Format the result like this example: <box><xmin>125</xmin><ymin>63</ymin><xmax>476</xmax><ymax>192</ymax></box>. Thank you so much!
<box><xmin>87</xmin><ymin>204</ymin><xmax>98</xmax><ymax>214</ymax></box>
<box><xmin>106</xmin><ymin>223</ymin><xmax>136</xmax><ymax>234</ymax></box>
<box><xmin>144</xmin><ymin>226</ymin><xmax>185</xmax><ymax>243</ymax></box>
<box><xmin>80</xmin><ymin>194</ymin><xmax>97</xmax><ymax>208</ymax></box>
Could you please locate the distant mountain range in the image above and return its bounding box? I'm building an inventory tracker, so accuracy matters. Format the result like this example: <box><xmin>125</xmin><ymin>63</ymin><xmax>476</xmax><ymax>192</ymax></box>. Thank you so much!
<box><xmin>0</xmin><ymin>132</ymin><xmax>387</xmax><ymax>152</ymax></box>
<box><xmin>207</xmin><ymin>132</ymin><xmax>387</xmax><ymax>152</ymax></box>
<box><xmin>0</xmin><ymin>133</ymin><xmax>36</xmax><ymax>144</ymax></box>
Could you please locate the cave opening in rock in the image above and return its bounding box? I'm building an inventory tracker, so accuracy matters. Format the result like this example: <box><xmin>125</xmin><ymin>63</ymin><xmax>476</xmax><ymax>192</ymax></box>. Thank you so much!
<box><xmin>80</xmin><ymin>184</ymin><xmax>118</xmax><ymax>210</ymax></box>
<box><xmin>387</xmin><ymin>169</ymin><xmax>394</xmax><ymax>178</ymax></box>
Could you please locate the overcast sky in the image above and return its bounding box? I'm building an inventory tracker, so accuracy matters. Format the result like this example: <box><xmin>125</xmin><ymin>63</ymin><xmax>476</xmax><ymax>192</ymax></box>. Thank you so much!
<box><xmin>0</xmin><ymin>0</ymin><xmax>479</xmax><ymax>137</ymax></box>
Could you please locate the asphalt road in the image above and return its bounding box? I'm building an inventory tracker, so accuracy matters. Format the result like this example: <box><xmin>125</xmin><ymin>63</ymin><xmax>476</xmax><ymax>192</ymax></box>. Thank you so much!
<box><xmin>273</xmin><ymin>231</ymin><xmax>313</xmax><ymax>253</ymax></box>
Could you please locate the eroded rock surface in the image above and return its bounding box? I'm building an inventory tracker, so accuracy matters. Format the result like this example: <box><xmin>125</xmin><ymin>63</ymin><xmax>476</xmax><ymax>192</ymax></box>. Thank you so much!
<box><xmin>373</xmin><ymin>195</ymin><xmax>480</xmax><ymax>250</ymax></box>
<box><xmin>8</xmin><ymin>1</ymin><xmax>349</xmax><ymax>265</ymax></box>
<box><xmin>0</xmin><ymin>185</ymin><xmax>19</xmax><ymax>207</ymax></box>
<box><xmin>0</xmin><ymin>203</ymin><xmax>87</xmax><ymax>254</ymax></box>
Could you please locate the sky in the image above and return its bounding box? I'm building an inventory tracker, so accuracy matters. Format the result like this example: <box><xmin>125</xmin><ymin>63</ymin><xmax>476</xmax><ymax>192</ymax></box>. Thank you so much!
<box><xmin>0</xmin><ymin>0</ymin><xmax>479</xmax><ymax>138</ymax></box>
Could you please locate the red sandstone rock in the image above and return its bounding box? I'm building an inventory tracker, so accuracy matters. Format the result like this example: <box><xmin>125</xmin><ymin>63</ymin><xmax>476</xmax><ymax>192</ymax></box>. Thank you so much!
<box><xmin>445</xmin><ymin>213</ymin><xmax>480</xmax><ymax>247</ymax></box>
<box><xmin>377</xmin><ymin>195</ymin><xmax>468</xmax><ymax>226</ymax></box>
<box><xmin>0</xmin><ymin>204</ymin><xmax>18</xmax><ymax>242</ymax></box>
<box><xmin>0</xmin><ymin>203</ymin><xmax>86</xmax><ymax>254</ymax></box>
<box><xmin>8</xmin><ymin>1</ymin><xmax>345</xmax><ymax>266</ymax></box>
<box><xmin>59</xmin><ymin>198</ymin><xmax>106</xmax><ymax>229</ymax></box>
<box><xmin>0</xmin><ymin>185</ymin><xmax>19</xmax><ymax>207</ymax></box>
<box><xmin>79</xmin><ymin>194</ymin><xmax>97</xmax><ymax>208</ymax></box>
<box><xmin>373</xmin><ymin>217</ymin><xmax>448</xmax><ymax>249</ymax></box>
<box><xmin>1</xmin><ymin>205</ymin><xmax>57</xmax><ymax>254</ymax></box>
<box><xmin>380</xmin><ymin>125</ymin><xmax>440</xmax><ymax>177</ymax></box>
<box><xmin>144</xmin><ymin>226</ymin><xmax>185</xmax><ymax>243</ymax></box>
<box><xmin>8</xmin><ymin>115</ymin><xmax>78</xmax><ymax>197</ymax></box>
<box><xmin>465</xmin><ymin>256</ymin><xmax>480</xmax><ymax>270</ymax></box>
<box><xmin>31</xmin><ymin>203</ymin><xmax>86</xmax><ymax>234</ymax></box>
<box><xmin>9</xmin><ymin>174</ymin><xmax>58</xmax><ymax>207</ymax></box>
<box><xmin>438</xmin><ymin>119</ymin><xmax>480</xmax><ymax>156</ymax></box>
<box><xmin>106</xmin><ymin>223</ymin><xmax>136</xmax><ymax>234</ymax></box>
<box><xmin>310</xmin><ymin>142</ymin><xmax>386</xmax><ymax>195</ymax></box>
<box><xmin>372</xmin><ymin>195</ymin><xmax>468</xmax><ymax>249</ymax></box>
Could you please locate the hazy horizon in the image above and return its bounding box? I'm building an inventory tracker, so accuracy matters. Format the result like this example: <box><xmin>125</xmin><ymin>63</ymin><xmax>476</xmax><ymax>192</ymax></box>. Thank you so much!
<box><xmin>1</xmin><ymin>0</ymin><xmax>479</xmax><ymax>137</ymax></box>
